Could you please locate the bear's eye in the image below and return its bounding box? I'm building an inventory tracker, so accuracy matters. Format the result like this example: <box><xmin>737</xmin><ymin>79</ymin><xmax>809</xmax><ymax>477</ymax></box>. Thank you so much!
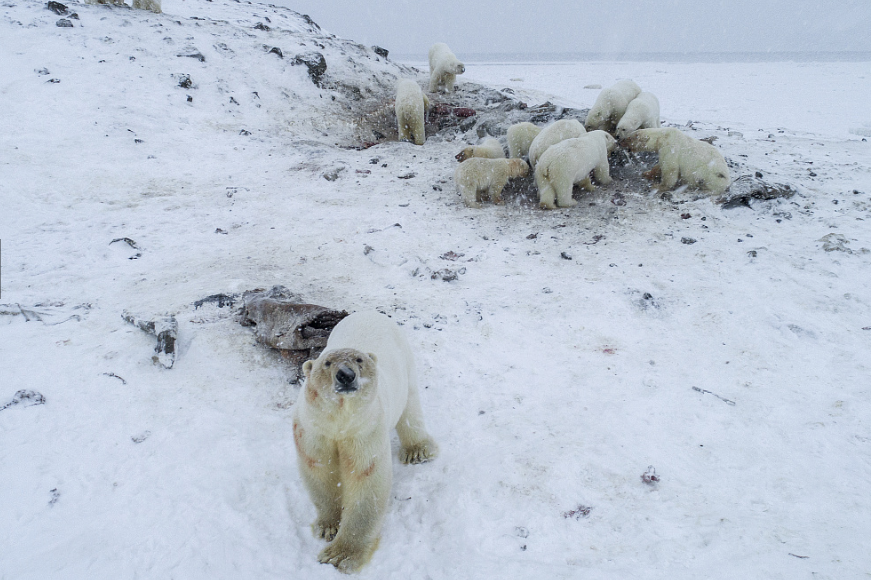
<box><xmin>356</xmin><ymin>358</ymin><xmax>363</xmax><ymax>363</ymax></box>
<box><xmin>324</xmin><ymin>361</ymin><xmax>331</xmax><ymax>367</ymax></box>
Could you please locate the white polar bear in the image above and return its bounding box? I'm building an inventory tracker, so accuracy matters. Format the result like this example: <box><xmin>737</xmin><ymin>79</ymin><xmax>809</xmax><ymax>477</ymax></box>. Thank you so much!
<box><xmin>584</xmin><ymin>79</ymin><xmax>642</xmax><ymax>133</ymax></box>
<box><xmin>534</xmin><ymin>130</ymin><xmax>617</xmax><ymax>209</ymax></box>
<box><xmin>622</xmin><ymin>128</ymin><xmax>731</xmax><ymax>195</ymax></box>
<box><xmin>395</xmin><ymin>79</ymin><xmax>430</xmax><ymax>146</ymax></box>
<box><xmin>294</xmin><ymin>311</ymin><xmax>438</xmax><ymax>574</ymax></box>
<box><xmin>507</xmin><ymin>122</ymin><xmax>542</xmax><ymax>159</ymax></box>
<box><xmin>428</xmin><ymin>43</ymin><xmax>465</xmax><ymax>93</ymax></box>
<box><xmin>614</xmin><ymin>92</ymin><xmax>660</xmax><ymax>141</ymax></box>
<box><xmin>455</xmin><ymin>137</ymin><xmax>505</xmax><ymax>162</ymax></box>
<box><xmin>527</xmin><ymin>118</ymin><xmax>586</xmax><ymax>169</ymax></box>
<box><xmin>132</xmin><ymin>0</ymin><xmax>161</xmax><ymax>12</ymax></box>
<box><xmin>455</xmin><ymin>157</ymin><xmax>529</xmax><ymax>208</ymax></box>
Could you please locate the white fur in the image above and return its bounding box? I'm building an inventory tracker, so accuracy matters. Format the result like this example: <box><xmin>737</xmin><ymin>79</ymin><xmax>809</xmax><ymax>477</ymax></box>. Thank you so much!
<box><xmin>584</xmin><ymin>79</ymin><xmax>642</xmax><ymax>133</ymax></box>
<box><xmin>454</xmin><ymin>157</ymin><xmax>529</xmax><ymax>208</ymax></box>
<box><xmin>456</xmin><ymin>137</ymin><xmax>505</xmax><ymax>162</ymax></box>
<box><xmin>507</xmin><ymin>122</ymin><xmax>542</xmax><ymax>159</ymax></box>
<box><xmin>534</xmin><ymin>130</ymin><xmax>616</xmax><ymax>209</ymax></box>
<box><xmin>132</xmin><ymin>0</ymin><xmax>161</xmax><ymax>12</ymax></box>
<box><xmin>428</xmin><ymin>43</ymin><xmax>465</xmax><ymax>93</ymax></box>
<box><xmin>527</xmin><ymin>118</ymin><xmax>586</xmax><ymax>169</ymax></box>
<box><xmin>623</xmin><ymin>128</ymin><xmax>731</xmax><ymax>195</ymax></box>
<box><xmin>294</xmin><ymin>311</ymin><xmax>437</xmax><ymax>573</ymax></box>
<box><xmin>394</xmin><ymin>79</ymin><xmax>429</xmax><ymax>145</ymax></box>
<box><xmin>614</xmin><ymin>92</ymin><xmax>660</xmax><ymax>140</ymax></box>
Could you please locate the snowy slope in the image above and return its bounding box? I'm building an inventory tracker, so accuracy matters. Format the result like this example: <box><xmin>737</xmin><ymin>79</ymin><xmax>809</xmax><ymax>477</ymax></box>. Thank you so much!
<box><xmin>2</xmin><ymin>0</ymin><xmax>871</xmax><ymax>578</ymax></box>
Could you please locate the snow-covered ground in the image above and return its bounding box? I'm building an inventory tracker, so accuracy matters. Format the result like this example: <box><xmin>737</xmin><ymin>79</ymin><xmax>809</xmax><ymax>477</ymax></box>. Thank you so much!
<box><xmin>2</xmin><ymin>0</ymin><xmax>870</xmax><ymax>578</ymax></box>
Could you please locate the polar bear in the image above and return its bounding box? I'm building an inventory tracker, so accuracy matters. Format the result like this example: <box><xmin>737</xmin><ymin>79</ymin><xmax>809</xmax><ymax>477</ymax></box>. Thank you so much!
<box><xmin>294</xmin><ymin>311</ymin><xmax>438</xmax><ymax>574</ymax></box>
<box><xmin>584</xmin><ymin>79</ymin><xmax>642</xmax><ymax>133</ymax></box>
<box><xmin>394</xmin><ymin>79</ymin><xmax>430</xmax><ymax>146</ymax></box>
<box><xmin>507</xmin><ymin>122</ymin><xmax>542</xmax><ymax>159</ymax></box>
<box><xmin>428</xmin><ymin>43</ymin><xmax>465</xmax><ymax>93</ymax></box>
<box><xmin>527</xmin><ymin>119</ymin><xmax>586</xmax><ymax>169</ymax></box>
<box><xmin>455</xmin><ymin>158</ymin><xmax>529</xmax><ymax>208</ymax></box>
<box><xmin>614</xmin><ymin>92</ymin><xmax>660</xmax><ymax>141</ymax></box>
<box><xmin>535</xmin><ymin>130</ymin><xmax>616</xmax><ymax>209</ymax></box>
<box><xmin>455</xmin><ymin>137</ymin><xmax>505</xmax><ymax>162</ymax></box>
<box><xmin>132</xmin><ymin>0</ymin><xmax>161</xmax><ymax>12</ymax></box>
<box><xmin>621</xmin><ymin>128</ymin><xmax>731</xmax><ymax>195</ymax></box>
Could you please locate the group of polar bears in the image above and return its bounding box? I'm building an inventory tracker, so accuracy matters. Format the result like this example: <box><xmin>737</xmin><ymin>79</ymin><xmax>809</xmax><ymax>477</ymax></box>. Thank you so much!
<box><xmin>85</xmin><ymin>0</ymin><xmax>161</xmax><ymax>13</ymax></box>
<box><xmin>454</xmin><ymin>78</ymin><xmax>731</xmax><ymax>209</ymax></box>
<box><xmin>395</xmin><ymin>46</ymin><xmax>731</xmax><ymax>209</ymax></box>
<box><xmin>299</xmin><ymin>47</ymin><xmax>734</xmax><ymax>577</ymax></box>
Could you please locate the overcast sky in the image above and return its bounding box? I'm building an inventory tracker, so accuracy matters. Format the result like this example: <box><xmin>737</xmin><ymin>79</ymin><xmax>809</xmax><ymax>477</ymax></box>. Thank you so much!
<box><xmin>268</xmin><ymin>0</ymin><xmax>871</xmax><ymax>57</ymax></box>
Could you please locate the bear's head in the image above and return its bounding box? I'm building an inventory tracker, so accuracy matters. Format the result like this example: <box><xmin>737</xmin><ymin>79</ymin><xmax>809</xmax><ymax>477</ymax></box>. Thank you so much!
<box><xmin>455</xmin><ymin>147</ymin><xmax>475</xmax><ymax>162</ymax></box>
<box><xmin>584</xmin><ymin>108</ymin><xmax>607</xmax><ymax>133</ymax></box>
<box><xmin>302</xmin><ymin>349</ymin><xmax>379</xmax><ymax>416</ymax></box>
<box><xmin>589</xmin><ymin>130</ymin><xmax>617</xmax><ymax>153</ymax></box>
<box><xmin>453</xmin><ymin>62</ymin><xmax>465</xmax><ymax>74</ymax></box>
<box><xmin>507</xmin><ymin>158</ymin><xmax>529</xmax><ymax>178</ymax></box>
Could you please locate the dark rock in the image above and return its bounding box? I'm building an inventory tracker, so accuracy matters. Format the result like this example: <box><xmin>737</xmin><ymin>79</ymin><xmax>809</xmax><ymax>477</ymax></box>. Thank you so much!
<box><xmin>371</xmin><ymin>45</ymin><xmax>388</xmax><ymax>58</ymax></box>
<box><xmin>177</xmin><ymin>74</ymin><xmax>192</xmax><ymax>88</ymax></box>
<box><xmin>56</xmin><ymin>18</ymin><xmax>73</xmax><ymax>27</ymax></box>
<box><xmin>0</xmin><ymin>390</ymin><xmax>47</xmax><ymax>412</ymax></box>
<box><xmin>122</xmin><ymin>312</ymin><xmax>178</xmax><ymax>369</ymax></box>
<box><xmin>178</xmin><ymin>52</ymin><xmax>206</xmax><ymax>62</ymax></box>
<box><xmin>254</xmin><ymin>22</ymin><xmax>270</xmax><ymax>31</ymax></box>
<box><xmin>300</xmin><ymin>14</ymin><xmax>320</xmax><ymax>31</ymax></box>
<box><xmin>194</xmin><ymin>293</ymin><xmax>237</xmax><ymax>309</ymax></box>
<box><xmin>46</xmin><ymin>1</ymin><xmax>67</xmax><ymax>14</ymax></box>
<box><xmin>681</xmin><ymin>237</ymin><xmax>697</xmax><ymax>245</ymax></box>
<box><xmin>268</xmin><ymin>46</ymin><xmax>283</xmax><ymax>58</ymax></box>
<box><xmin>293</xmin><ymin>51</ymin><xmax>327</xmax><ymax>86</ymax></box>
<box><xmin>476</xmin><ymin>119</ymin><xmax>506</xmax><ymax>138</ymax></box>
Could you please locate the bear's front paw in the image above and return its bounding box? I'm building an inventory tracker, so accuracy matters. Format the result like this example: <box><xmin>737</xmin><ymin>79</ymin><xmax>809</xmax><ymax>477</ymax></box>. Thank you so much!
<box><xmin>400</xmin><ymin>439</ymin><xmax>438</xmax><ymax>464</ymax></box>
<box><xmin>558</xmin><ymin>199</ymin><xmax>579</xmax><ymax>208</ymax></box>
<box><xmin>313</xmin><ymin>519</ymin><xmax>340</xmax><ymax>542</ymax></box>
<box><xmin>318</xmin><ymin>541</ymin><xmax>371</xmax><ymax>574</ymax></box>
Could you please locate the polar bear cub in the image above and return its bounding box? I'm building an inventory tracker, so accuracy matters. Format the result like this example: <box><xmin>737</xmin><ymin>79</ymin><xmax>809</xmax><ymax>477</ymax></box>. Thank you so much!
<box><xmin>294</xmin><ymin>311</ymin><xmax>438</xmax><ymax>573</ymax></box>
<box><xmin>527</xmin><ymin>118</ymin><xmax>586</xmax><ymax>169</ymax></box>
<box><xmin>456</xmin><ymin>137</ymin><xmax>505</xmax><ymax>162</ymax></box>
<box><xmin>535</xmin><ymin>130</ymin><xmax>617</xmax><ymax>209</ymax></box>
<box><xmin>507</xmin><ymin>122</ymin><xmax>542</xmax><ymax>159</ymax></box>
<box><xmin>394</xmin><ymin>79</ymin><xmax>430</xmax><ymax>145</ymax></box>
<box><xmin>428</xmin><ymin>43</ymin><xmax>465</xmax><ymax>93</ymax></box>
<box><xmin>614</xmin><ymin>92</ymin><xmax>660</xmax><ymax>140</ymax></box>
<box><xmin>622</xmin><ymin>128</ymin><xmax>731</xmax><ymax>195</ymax></box>
<box><xmin>584</xmin><ymin>79</ymin><xmax>642</xmax><ymax>133</ymax></box>
<box><xmin>455</xmin><ymin>158</ymin><xmax>529</xmax><ymax>208</ymax></box>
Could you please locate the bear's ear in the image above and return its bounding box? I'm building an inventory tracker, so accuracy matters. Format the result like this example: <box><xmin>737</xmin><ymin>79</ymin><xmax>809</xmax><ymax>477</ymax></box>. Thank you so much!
<box><xmin>302</xmin><ymin>360</ymin><xmax>314</xmax><ymax>378</ymax></box>
<box><xmin>367</xmin><ymin>353</ymin><xmax>378</xmax><ymax>365</ymax></box>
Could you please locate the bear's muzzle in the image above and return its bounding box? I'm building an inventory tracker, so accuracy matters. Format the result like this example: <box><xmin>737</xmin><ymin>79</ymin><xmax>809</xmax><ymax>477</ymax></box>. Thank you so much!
<box><xmin>334</xmin><ymin>364</ymin><xmax>358</xmax><ymax>393</ymax></box>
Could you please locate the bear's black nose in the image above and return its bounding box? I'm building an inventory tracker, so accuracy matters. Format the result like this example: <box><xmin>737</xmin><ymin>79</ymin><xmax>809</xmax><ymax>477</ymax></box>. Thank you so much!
<box><xmin>335</xmin><ymin>365</ymin><xmax>356</xmax><ymax>387</ymax></box>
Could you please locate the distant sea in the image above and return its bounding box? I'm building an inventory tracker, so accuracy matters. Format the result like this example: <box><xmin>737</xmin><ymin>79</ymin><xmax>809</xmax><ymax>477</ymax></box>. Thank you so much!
<box><xmin>394</xmin><ymin>51</ymin><xmax>871</xmax><ymax>64</ymax></box>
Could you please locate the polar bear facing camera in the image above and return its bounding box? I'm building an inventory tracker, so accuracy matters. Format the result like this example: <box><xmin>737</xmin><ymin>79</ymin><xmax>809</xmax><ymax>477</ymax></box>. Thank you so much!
<box><xmin>395</xmin><ymin>79</ymin><xmax>430</xmax><ymax>145</ymax></box>
<box><xmin>614</xmin><ymin>92</ymin><xmax>660</xmax><ymax>141</ymax></box>
<box><xmin>294</xmin><ymin>311</ymin><xmax>438</xmax><ymax>573</ymax></box>
<box><xmin>535</xmin><ymin>130</ymin><xmax>616</xmax><ymax>209</ymax></box>
<box><xmin>428</xmin><ymin>42</ymin><xmax>465</xmax><ymax>93</ymax></box>
<box><xmin>455</xmin><ymin>137</ymin><xmax>505</xmax><ymax>162</ymax></box>
<box><xmin>507</xmin><ymin>122</ymin><xmax>542</xmax><ymax>159</ymax></box>
<box><xmin>527</xmin><ymin>118</ymin><xmax>586</xmax><ymax>169</ymax></box>
<box><xmin>455</xmin><ymin>158</ymin><xmax>529</xmax><ymax>208</ymax></box>
<box><xmin>622</xmin><ymin>128</ymin><xmax>731</xmax><ymax>195</ymax></box>
<box><xmin>584</xmin><ymin>79</ymin><xmax>642</xmax><ymax>133</ymax></box>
